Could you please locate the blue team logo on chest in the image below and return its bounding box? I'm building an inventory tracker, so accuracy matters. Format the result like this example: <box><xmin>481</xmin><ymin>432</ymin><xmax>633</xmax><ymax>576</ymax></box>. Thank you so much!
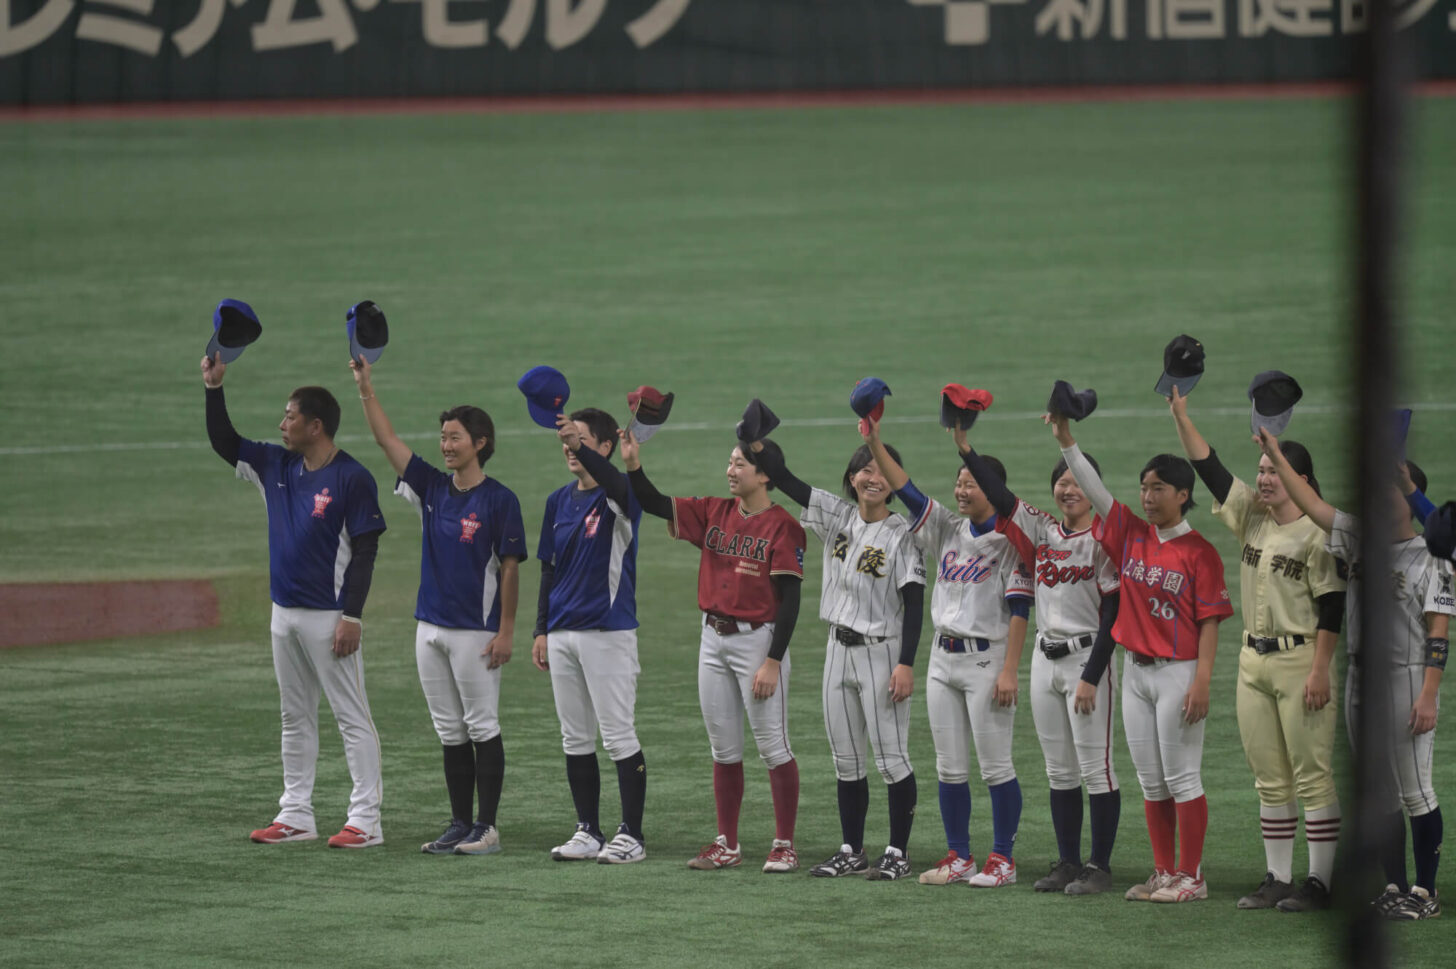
<box><xmin>940</xmin><ymin>550</ymin><xmax>993</xmax><ymax>584</ymax></box>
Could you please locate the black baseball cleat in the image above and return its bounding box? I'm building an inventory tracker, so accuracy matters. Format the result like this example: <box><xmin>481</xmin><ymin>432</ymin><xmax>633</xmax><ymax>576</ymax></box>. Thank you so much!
<box><xmin>809</xmin><ymin>845</ymin><xmax>869</xmax><ymax>877</ymax></box>
<box><xmin>1237</xmin><ymin>872</ymin><xmax>1295</xmax><ymax>910</ymax></box>
<box><xmin>1276</xmin><ymin>875</ymin><xmax>1331</xmax><ymax>912</ymax></box>
<box><xmin>1388</xmin><ymin>886</ymin><xmax>1441</xmax><ymax>920</ymax></box>
<box><xmin>1371</xmin><ymin>884</ymin><xmax>1407</xmax><ymax>918</ymax></box>
<box><xmin>1035</xmin><ymin>860</ymin><xmax>1082</xmax><ymax>893</ymax></box>
<box><xmin>865</xmin><ymin>848</ymin><xmax>911</xmax><ymax>881</ymax></box>
<box><xmin>1064</xmin><ymin>863</ymin><xmax>1114</xmax><ymax>896</ymax></box>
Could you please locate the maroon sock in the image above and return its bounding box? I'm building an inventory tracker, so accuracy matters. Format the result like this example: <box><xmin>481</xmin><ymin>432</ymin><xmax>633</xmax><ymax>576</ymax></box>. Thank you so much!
<box><xmin>1175</xmin><ymin>795</ymin><xmax>1208</xmax><ymax>879</ymax></box>
<box><xmin>1144</xmin><ymin>797</ymin><xmax>1177</xmax><ymax>873</ymax></box>
<box><xmin>768</xmin><ymin>759</ymin><xmax>800</xmax><ymax>842</ymax></box>
<box><xmin>713</xmin><ymin>761</ymin><xmax>745</xmax><ymax>848</ymax></box>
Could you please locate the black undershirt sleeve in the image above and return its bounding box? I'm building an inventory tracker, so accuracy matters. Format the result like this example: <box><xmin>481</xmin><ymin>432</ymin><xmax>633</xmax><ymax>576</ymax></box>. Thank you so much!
<box><xmin>766</xmin><ymin>575</ymin><xmax>802</xmax><ymax>662</ymax></box>
<box><xmin>1079</xmin><ymin>590</ymin><xmax>1121</xmax><ymax>687</ymax></box>
<box><xmin>534</xmin><ymin>562</ymin><xmax>556</xmax><ymax>638</ymax></box>
<box><xmin>897</xmin><ymin>582</ymin><xmax>925</xmax><ymax>668</ymax></box>
<box><xmin>748</xmin><ymin>444</ymin><xmax>812</xmax><ymax>508</ymax></box>
<box><xmin>570</xmin><ymin>444</ymin><xmax>630</xmax><ymax>509</ymax></box>
<box><xmin>626</xmin><ymin>468</ymin><xmax>674</xmax><ymax>521</ymax></box>
<box><xmin>962</xmin><ymin>448</ymin><xmax>1018</xmax><ymax>519</ymax></box>
<box><xmin>205</xmin><ymin>385</ymin><xmax>241</xmax><ymax>466</ymax></box>
<box><xmin>339</xmin><ymin>531</ymin><xmax>380</xmax><ymax>619</ymax></box>
<box><xmin>1188</xmin><ymin>448</ymin><xmax>1234</xmax><ymax>505</ymax></box>
<box><xmin>1316</xmin><ymin>591</ymin><xmax>1345</xmax><ymax>634</ymax></box>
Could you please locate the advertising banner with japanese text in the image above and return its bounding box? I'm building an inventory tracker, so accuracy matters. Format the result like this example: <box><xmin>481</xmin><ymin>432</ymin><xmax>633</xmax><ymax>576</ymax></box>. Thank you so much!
<box><xmin>3</xmin><ymin>0</ymin><xmax>1453</xmax><ymax>105</ymax></box>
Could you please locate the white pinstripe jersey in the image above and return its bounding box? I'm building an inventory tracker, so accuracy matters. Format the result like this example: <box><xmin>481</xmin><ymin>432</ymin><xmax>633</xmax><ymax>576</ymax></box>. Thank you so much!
<box><xmin>1327</xmin><ymin>509</ymin><xmax>1456</xmax><ymax>663</ymax></box>
<box><xmin>1002</xmin><ymin>500</ymin><xmax>1119</xmax><ymax>643</ymax></box>
<box><xmin>905</xmin><ymin>495</ymin><xmax>1034</xmax><ymax>641</ymax></box>
<box><xmin>802</xmin><ymin>487</ymin><xmax>926</xmax><ymax>638</ymax></box>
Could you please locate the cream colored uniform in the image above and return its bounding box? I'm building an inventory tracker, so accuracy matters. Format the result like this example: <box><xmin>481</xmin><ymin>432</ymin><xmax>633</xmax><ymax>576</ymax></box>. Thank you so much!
<box><xmin>1213</xmin><ymin>478</ymin><xmax>1345</xmax><ymax>811</ymax></box>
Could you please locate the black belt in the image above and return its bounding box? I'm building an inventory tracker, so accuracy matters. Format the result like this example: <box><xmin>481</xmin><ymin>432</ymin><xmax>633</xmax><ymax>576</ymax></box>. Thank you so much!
<box><xmin>1039</xmin><ymin>634</ymin><xmax>1095</xmax><ymax>661</ymax></box>
<box><xmin>1128</xmin><ymin>651</ymin><xmax>1160</xmax><ymax>666</ymax></box>
<box><xmin>939</xmin><ymin>635</ymin><xmax>990</xmax><ymax>654</ymax></box>
<box><xmin>705</xmin><ymin>612</ymin><xmax>764</xmax><ymax>636</ymax></box>
<box><xmin>1244</xmin><ymin>633</ymin><xmax>1306</xmax><ymax>655</ymax></box>
<box><xmin>833</xmin><ymin>626</ymin><xmax>885</xmax><ymax>647</ymax></box>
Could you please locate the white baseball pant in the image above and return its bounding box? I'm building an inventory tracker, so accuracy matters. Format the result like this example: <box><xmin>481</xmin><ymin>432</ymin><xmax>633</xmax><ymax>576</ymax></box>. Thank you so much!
<box><xmin>547</xmin><ymin>628</ymin><xmax>642</xmax><ymax>762</ymax></box>
<box><xmin>1121</xmin><ymin>654</ymin><xmax>1205</xmax><ymax>802</ymax></box>
<box><xmin>926</xmin><ymin>636</ymin><xmax>1016</xmax><ymax>787</ymax></box>
<box><xmin>697</xmin><ymin>618</ymin><xmax>792</xmax><ymax>768</ymax></box>
<box><xmin>269</xmin><ymin>604</ymin><xmax>383</xmax><ymax>836</ymax></box>
<box><xmin>1031</xmin><ymin>639</ymin><xmax>1119</xmax><ymax>794</ymax></box>
<box><xmin>1346</xmin><ymin>663</ymin><xmax>1440</xmax><ymax>816</ymax></box>
<box><xmin>415</xmin><ymin>622</ymin><xmax>501</xmax><ymax>745</ymax></box>
<box><xmin>822</xmin><ymin>633</ymin><xmax>913</xmax><ymax>784</ymax></box>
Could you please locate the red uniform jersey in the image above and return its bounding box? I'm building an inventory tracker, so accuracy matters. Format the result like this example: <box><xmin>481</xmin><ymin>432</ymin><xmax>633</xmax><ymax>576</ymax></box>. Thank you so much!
<box><xmin>671</xmin><ymin>496</ymin><xmax>807</xmax><ymax>623</ymax></box>
<box><xmin>1095</xmin><ymin>500</ymin><xmax>1232</xmax><ymax>660</ymax></box>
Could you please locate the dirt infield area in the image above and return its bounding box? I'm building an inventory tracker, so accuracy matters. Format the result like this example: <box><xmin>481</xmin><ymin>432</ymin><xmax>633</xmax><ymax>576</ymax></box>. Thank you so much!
<box><xmin>0</xmin><ymin>580</ymin><xmax>219</xmax><ymax>648</ymax></box>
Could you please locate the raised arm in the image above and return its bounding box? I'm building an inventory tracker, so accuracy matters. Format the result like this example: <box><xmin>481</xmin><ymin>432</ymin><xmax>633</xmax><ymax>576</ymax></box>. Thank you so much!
<box><xmin>1398</xmin><ymin>462</ymin><xmax>1437</xmax><ymax>523</ymax></box>
<box><xmin>1049</xmin><ymin>413</ymin><xmax>1115</xmax><ymax>518</ymax></box>
<box><xmin>201</xmin><ymin>353</ymin><xmax>241</xmax><ymax>466</ymax></box>
<box><xmin>954</xmin><ymin>423</ymin><xmax>1018</xmax><ymax>519</ymax></box>
<box><xmin>749</xmin><ymin>439</ymin><xmax>812</xmax><ymax>508</ymax></box>
<box><xmin>1169</xmin><ymin>387</ymin><xmax>1233</xmax><ymax>503</ymax></box>
<box><xmin>1256</xmin><ymin>429</ymin><xmax>1335</xmax><ymax>533</ymax></box>
<box><xmin>621</xmin><ymin>431</ymin><xmax>674</xmax><ymax>521</ymax></box>
<box><xmin>349</xmin><ymin>356</ymin><xmax>412</xmax><ymax>477</ymax></box>
<box><xmin>862</xmin><ymin>417</ymin><xmax>929</xmax><ymax>521</ymax></box>
<box><xmin>558</xmin><ymin>416</ymin><xmax>630</xmax><ymax>509</ymax></box>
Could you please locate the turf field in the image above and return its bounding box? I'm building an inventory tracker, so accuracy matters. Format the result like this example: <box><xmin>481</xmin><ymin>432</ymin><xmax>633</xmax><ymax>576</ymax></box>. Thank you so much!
<box><xmin>2</xmin><ymin>93</ymin><xmax>1454</xmax><ymax>969</ymax></box>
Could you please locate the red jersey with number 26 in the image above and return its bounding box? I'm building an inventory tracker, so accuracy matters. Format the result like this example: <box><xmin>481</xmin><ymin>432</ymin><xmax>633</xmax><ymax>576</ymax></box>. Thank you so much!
<box><xmin>671</xmin><ymin>497</ymin><xmax>807</xmax><ymax>623</ymax></box>
<box><xmin>1095</xmin><ymin>500</ymin><xmax>1232</xmax><ymax>660</ymax></box>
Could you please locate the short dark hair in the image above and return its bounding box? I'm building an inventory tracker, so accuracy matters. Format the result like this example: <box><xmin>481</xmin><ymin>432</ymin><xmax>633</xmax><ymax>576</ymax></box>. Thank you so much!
<box><xmin>289</xmin><ymin>386</ymin><xmax>341</xmax><ymax>439</ymax></box>
<box><xmin>1141</xmin><ymin>453</ymin><xmax>1196</xmax><ymax>514</ymax></box>
<box><xmin>1408</xmin><ymin>459</ymin><xmax>1428</xmax><ymax>495</ymax></box>
<box><xmin>738</xmin><ymin>439</ymin><xmax>780</xmax><ymax>492</ymax></box>
<box><xmin>570</xmin><ymin>407</ymin><xmax>620</xmax><ymax>458</ymax></box>
<box><xmin>440</xmin><ymin>405</ymin><xmax>495</xmax><ymax>467</ymax></box>
<box><xmin>965</xmin><ymin>454</ymin><xmax>1007</xmax><ymax>485</ymax></box>
<box><xmin>1051</xmin><ymin>452</ymin><xmax>1100</xmax><ymax>492</ymax></box>
<box><xmin>1277</xmin><ymin>440</ymin><xmax>1320</xmax><ymax>498</ymax></box>
<box><xmin>843</xmin><ymin>443</ymin><xmax>901</xmax><ymax>504</ymax></box>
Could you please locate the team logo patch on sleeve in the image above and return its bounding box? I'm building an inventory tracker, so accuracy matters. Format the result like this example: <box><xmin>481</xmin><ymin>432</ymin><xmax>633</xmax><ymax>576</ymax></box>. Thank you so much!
<box><xmin>795</xmin><ymin>547</ymin><xmax>805</xmax><ymax>568</ymax></box>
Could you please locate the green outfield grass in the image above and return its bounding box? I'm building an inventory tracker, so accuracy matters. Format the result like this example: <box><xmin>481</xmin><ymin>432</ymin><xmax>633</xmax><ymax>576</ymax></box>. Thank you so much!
<box><xmin>1</xmin><ymin>95</ymin><xmax>1453</xmax><ymax>968</ymax></box>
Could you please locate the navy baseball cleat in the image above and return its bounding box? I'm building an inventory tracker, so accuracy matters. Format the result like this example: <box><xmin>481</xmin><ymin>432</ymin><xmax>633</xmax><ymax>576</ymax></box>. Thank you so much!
<box><xmin>421</xmin><ymin>819</ymin><xmax>472</xmax><ymax>854</ymax></box>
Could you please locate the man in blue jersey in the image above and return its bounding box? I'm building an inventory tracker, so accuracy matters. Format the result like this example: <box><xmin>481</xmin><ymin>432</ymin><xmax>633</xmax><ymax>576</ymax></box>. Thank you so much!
<box><xmin>202</xmin><ymin>351</ymin><xmax>387</xmax><ymax>848</ymax></box>
<box><xmin>530</xmin><ymin>408</ymin><xmax>647</xmax><ymax>864</ymax></box>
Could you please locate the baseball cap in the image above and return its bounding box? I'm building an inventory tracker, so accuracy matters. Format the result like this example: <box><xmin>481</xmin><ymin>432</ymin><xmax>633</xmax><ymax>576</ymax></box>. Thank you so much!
<box><xmin>1425</xmin><ymin>501</ymin><xmax>1456</xmax><ymax>563</ymax></box>
<box><xmin>940</xmin><ymin>384</ymin><xmax>993</xmax><ymax>430</ymax></box>
<box><xmin>205</xmin><ymin>299</ymin><xmax>261</xmax><ymax>363</ymax></box>
<box><xmin>626</xmin><ymin>386</ymin><xmax>674</xmax><ymax>443</ymax></box>
<box><xmin>1154</xmin><ymin>334</ymin><xmax>1205</xmax><ymax>398</ymax></box>
<box><xmin>1248</xmin><ymin>370</ymin><xmax>1303</xmax><ymax>437</ymax></box>
<box><xmin>1048</xmin><ymin>380</ymin><xmax>1098</xmax><ymax>422</ymax></box>
<box><xmin>517</xmin><ymin>365</ymin><xmax>571</xmax><ymax>429</ymax></box>
<box><xmin>850</xmin><ymin>378</ymin><xmax>892</xmax><ymax>423</ymax></box>
<box><xmin>347</xmin><ymin>301</ymin><xmax>389</xmax><ymax>364</ymax></box>
<box><xmin>737</xmin><ymin>399</ymin><xmax>780</xmax><ymax>445</ymax></box>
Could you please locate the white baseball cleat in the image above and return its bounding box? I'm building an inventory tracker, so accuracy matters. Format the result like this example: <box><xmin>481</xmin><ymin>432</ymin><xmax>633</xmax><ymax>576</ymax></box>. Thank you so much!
<box><xmin>551</xmin><ymin>823</ymin><xmax>605</xmax><ymax>861</ymax></box>
<box><xmin>1150</xmin><ymin>872</ymin><xmax>1207</xmax><ymax>903</ymax></box>
<box><xmin>762</xmin><ymin>839</ymin><xmax>799</xmax><ymax>874</ymax></box>
<box><xmin>1125</xmin><ymin>870</ymin><xmax>1175</xmax><ymax>901</ymax></box>
<box><xmin>918</xmin><ymin>851</ymin><xmax>976</xmax><ymax>885</ymax></box>
<box><xmin>454</xmin><ymin>822</ymin><xmax>501</xmax><ymax>856</ymax></box>
<box><xmin>968</xmin><ymin>852</ymin><xmax>1016</xmax><ymax>887</ymax></box>
<box><xmin>598</xmin><ymin>824</ymin><xmax>646</xmax><ymax>864</ymax></box>
<box><xmin>688</xmin><ymin>835</ymin><xmax>742</xmax><ymax>870</ymax></box>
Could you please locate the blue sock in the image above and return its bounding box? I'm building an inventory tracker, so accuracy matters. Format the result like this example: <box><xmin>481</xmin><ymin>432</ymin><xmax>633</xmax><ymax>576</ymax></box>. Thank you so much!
<box><xmin>1048</xmin><ymin>786</ymin><xmax>1083</xmax><ymax>865</ymax></box>
<box><xmin>938</xmin><ymin>781</ymin><xmax>972</xmax><ymax>859</ymax></box>
<box><xmin>988</xmin><ymin>778</ymin><xmax>1022</xmax><ymax>859</ymax></box>
<box><xmin>1411</xmin><ymin>807</ymin><xmax>1443</xmax><ymax>893</ymax></box>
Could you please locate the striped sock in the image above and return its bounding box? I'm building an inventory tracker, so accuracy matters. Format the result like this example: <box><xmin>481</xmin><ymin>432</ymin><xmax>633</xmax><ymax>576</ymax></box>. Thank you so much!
<box><xmin>1304</xmin><ymin>802</ymin><xmax>1340</xmax><ymax>887</ymax></box>
<box><xmin>1260</xmin><ymin>802</ymin><xmax>1297</xmax><ymax>883</ymax></box>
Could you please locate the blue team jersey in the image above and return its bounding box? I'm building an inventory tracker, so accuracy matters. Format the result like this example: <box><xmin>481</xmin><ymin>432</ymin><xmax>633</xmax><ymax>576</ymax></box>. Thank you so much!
<box><xmin>396</xmin><ymin>454</ymin><xmax>528</xmax><ymax>631</ymax></box>
<box><xmin>537</xmin><ymin>480</ymin><xmax>641</xmax><ymax>632</ymax></box>
<box><xmin>235</xmin><ymin>440</ymin><xmax>386</xmax><ymax>610</ymax></box>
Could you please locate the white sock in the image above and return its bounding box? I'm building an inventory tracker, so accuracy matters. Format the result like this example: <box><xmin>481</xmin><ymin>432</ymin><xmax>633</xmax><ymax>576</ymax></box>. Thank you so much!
<box><xmin>1261</xmin><ymin>802</ymin><xmax>1297</xmax><ymax>883</ymax></box>
<box><xmin>1305</xmin><ymin>802</ymin><xmax>1341</xmax><ymax>887</ymax></box>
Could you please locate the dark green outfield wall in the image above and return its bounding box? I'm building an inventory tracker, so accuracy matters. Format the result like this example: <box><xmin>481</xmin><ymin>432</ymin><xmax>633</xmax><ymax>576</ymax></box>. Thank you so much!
<box><xmin>3</xmin><ymin>0</ymin><xmax>1454</xmax><ymax>104</ymax></box>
